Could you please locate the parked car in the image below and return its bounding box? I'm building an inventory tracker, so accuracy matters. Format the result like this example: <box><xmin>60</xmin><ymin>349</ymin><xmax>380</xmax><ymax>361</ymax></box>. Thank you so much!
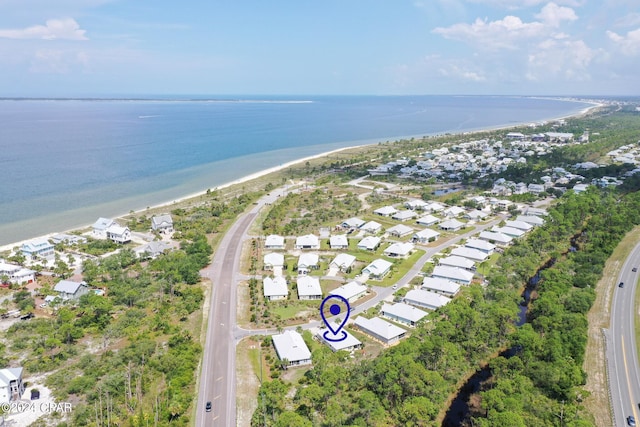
<box><xmin>619</xmin><ymin>282</ymin><xmax>625</xmax><ymax>288</ymax></box>
<box><xmin>206</xmin><ymin>401</ymin><xmax>212</xmax><ymax>412</ymax></box>
<box><xmin>628</xmin><ymin>415</ymin><xmax>636</xmax><ymax>426</ymax></box>
<box><xmin>633</xmin><ymin>267</ymin><xmax>638</xmax><ymax>272</ymax></box>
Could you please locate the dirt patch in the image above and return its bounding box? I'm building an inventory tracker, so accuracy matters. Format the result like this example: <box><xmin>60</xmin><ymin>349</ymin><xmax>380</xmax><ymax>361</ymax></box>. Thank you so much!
<box><xmin>237</xmin><ymin>281</ymin><xmax>252</xmax><ymax>328</ymax></box>
<box><xmin>236</xmin><ymin>339</ymin><xmax>262</xmax><ymax>427</ymax></box>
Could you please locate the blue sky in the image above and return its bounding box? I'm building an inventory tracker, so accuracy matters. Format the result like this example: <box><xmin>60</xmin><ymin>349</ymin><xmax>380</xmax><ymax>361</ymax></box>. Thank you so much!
<box><xmin>0</xmin><ymin>0</ymin><xmax>638</xmax><ymax>96</ymax></box>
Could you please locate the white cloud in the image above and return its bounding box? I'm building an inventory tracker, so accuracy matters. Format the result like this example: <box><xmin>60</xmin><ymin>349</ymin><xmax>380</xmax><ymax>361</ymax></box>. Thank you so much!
<box><xmin>465</xmin><ymin>0</ymin><xmax>583</xmax><ymax>8</ymax></box>
<box><xmin>0</xmin><ymin>18</ymin><xmax>87</xmax><ymax>41</ymax></box>
<box><xmin>607</xmin><ymin>28</ymin><xmax>640</xmax><ymax>56</ymax></box>
<box><xmin>29</xmin><ymin>49</ymin><xmax>69</xmax><ymax>73</ymax></box>
<box><xmin>535</xmin><ymin>2</ymin><xmax>578</xmax><ymax>27</ymax></box>
<box><xmin>526</xmin><ymin>38</ymin><xmax>595</xmax><ymax>81</ymax></box>
<box><xmin>438</xmin><ymin>64</ymin><xmax>486</xmax><ymax>81</ymax></box>
<box><xmin>614</xmin><ymin>12</ymin><xmax>640</xmax><ymax>28</ymax></box>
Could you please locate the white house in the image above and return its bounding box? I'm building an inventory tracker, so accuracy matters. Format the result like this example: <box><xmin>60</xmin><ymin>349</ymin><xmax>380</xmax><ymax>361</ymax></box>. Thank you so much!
<box><xmin>297</xmin><ymin>253</ymin><xmax>319</xmax><ymax>275</ymax></box>
<box><xmin>465</xmin><ymin>210</ymin><xmax>489</xmax><ymax>221</ymax></box>
<box><xmin>432</xmin><ymin>265</ymin><xmax>474</xmax><ymax>285</ymax></box>
<box><xmin>362</xmin><ymin>259</ymin><xmax>393</xmax><ymax>279</ymax></box>
<box><xmin>106</xmin><ymin>224</ymin><xmax>131</xmax><ymax>244</ymax></box>
<box><xmin>297</xmin><ymin>276</ymin><xmax>322</xmax><ymax>300</ymax></box>
<box><xmin>443</xmin><ymin>206</ymin><xmax>465</xmax><ymax>218</ymax></box>
<box><xmin>358</xmin><ymin>236</ymin><xmax>381</xmax><ymax>251</ymax></box>
<box><xmin>404</xmin><ymin>289</ymin><xmax>451</xmax><ymax>310</ymax></box>
<box><xmin>329</xmin><ymin>281</ymin><xmax>367</xmax><ymax>303</ymax></box>
<box><xmin>492</xmin><ymin>226</ymin><xmax>525</xmax><ymax>239</ymax></box>
<box><xmin>412</xmin><ymin>228</ymin><xmax>440</xmax><ymax>244</ymax></box>
<box><xmin>92</xmin><ymin>217</ymin><xmax>116</xmax><ymax>238</ymax></box>
<box><xmin>387</xmin><ymin>224</ymin><xmax>414</xmax><ymax>238</ymax></box>
<box><xmin>383</xmin><ymin>242</ymin><xmax>414</xmax><ymax>258</ymax></box>
<box><xmin>329</xmin><ymin>235</ymin><xmax>349</xmax><ymax>249</ymax></box>
<box><xmin>295</xmin><ymin>234</ymin><xmax>320</xmax><ymax>250</ymax></box>
<box><xmin>374</xmin><ymin>206</ymin><xmax>398</xmax><ymax>217</ymax></box>
<box><xmin>317</xmin><ymin>328</ymin><xmax>363</xmax><ymax>352</ymax></box>
<box><xmin>272</xmin><ymin>331</ymin><xmax>312</xmax><ymax>368</ymax></box>
<box><xmin>439</xmin><ymin>219</ymin><xmax>465</xmax><ymax>231</ymax></box>
<box><xmin>341</xmin><ymin>217</ymin><xmax>365</xmax><ymax>229</ymax></box>
<box><xmin>478</xmin><ymin>231</ymin><xmax>513</xmax><ymax>247</ymax></box>
<box><xmin>151</xmin><ymin>214</ymin><xmax>174</xmax><ymax>233</ymax></box>
<box><xmin>392</xmin><ymin>210</ymin><xmax>418</xmax><ymax>222</ymax></box>
<box><xmin>464</xmin><ymin>239</ymin><xmax>496</xmax><ymax>254</ymax></box>
<box><xmin>53</xmin><ymin>280</ymin><xmax>89</xmax><ymax>301</ymax></box>
<box><xmin>265</xmin><ymin>234</ymin><xmax>286</xmax><ymax>249</ymax></box>
<box><xmin>330</xmin><ymin>253</ymin><xmax>356</xmax><ymax>272</ymax></box>
<box><xmin>354</xmin><ymin>316</ymin><xmax>407</xmax><ymax>346</ymax></box>
<box><xmin>416</xmin><ymin>214</ymin><xmax>440</xmax><ymax>226</ymax></box>
<box><xmin>21</xmin><ymin>238</ymin><xmax>55</xmax><ymax>260</ymax></box>
<box><xmin>405</xmin><ymin>199</ymin><xmax>429</xmax><ymax>210</ymax></box>
<box><xmin>422</xmin><ymin>277</ymin><xmax>461</xmax><ymax>297</ymax></box>
<box><xmin>0</xmin><ymin>367</ymin><xmax>25</xmax><ymax>403</ymax></box>
<box><xmin>361</xmin><ymin>221</ymin><xmax>383</xmax><ymax>234</ymax></box>
<box><xmin>0</xmin><ymin>262</ymin><xmax>35</xmax><ymax>285</ymax></box>
<box><xmin>451</xmin><ymin>247</ymin><xmax>489</xmax><ymax>262</ymax></box>
<box><xmin>504</xmin><ymin>220</ymin><xmax>533</xmax><ymax>232</ymax></box>
<box><xmin>516</xmin><ymin>215</ymin><xmax>545</xmax><ymax>226</ymax></box>
<box><xmin>263</xmin><ymin>277</ymin><xmax>288</xmax><ymax>301</ymax></box>
<box><xmin>50</xmin><ymin>233</ymin><xmax>87</xmax><ymax>245</ymax></box>
<box><xmin>134</xmin><ymin>241</ymin><xmax>173</xmax><ymax>259</ymax></box>
<box><xmin>424</xmin><ymin>202</ymin><xmax>446</xmax><ymax>213</ymax></box>
<box><xmin>438</xmin><ymin>255</ymin><xmax>475</xmax><ymax>271</ymax></box>
<box><xmin>263</xmin><ymin>253</ymin><xmax>285</xmax><ymax>271</ymax></box>
<box><xmin>381</xmin><ymin>303</ymin><xmax>428</xmax><ymax>327</ymax></box>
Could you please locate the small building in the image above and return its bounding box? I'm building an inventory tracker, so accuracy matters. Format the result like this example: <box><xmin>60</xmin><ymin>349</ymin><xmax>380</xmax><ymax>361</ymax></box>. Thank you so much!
<box><xmin>387</xmin><ymin>224</ymin><xmax>414</xmax><ymax>238</ymax></box>
<box><xmin>416</xmin><ymin>214</ymin><xmax>440</xmax><ymax>226</ymax></box>
<box><xmin>363</xmin><ymin>259</ymin><xmax>393</xmax><ymax>279</ymax></box>
<box><xmin>361</xmin><ymin>221</ymin><xmax>383</xmax><ymax>234</ymax></box>
<box><xmin>329</xmin><ymin>281</ymin><xmax>367</xmax><ymax>303</ymax></box>
<box><xmin>341</xmin><ymin>217</ymin><xmax>365</xmax><ymax>229</ymax></box>
<box><xmin>358</xmin><ymin>236</ymin><xmax>381</xmax><ymax>251</ymax></box>
<box><xmin>392</xmin><ymin>210</ymin><xmax>418</xmax><ymax>222</ymax></box>
<box><xmin>412</xmin><ymin>228</ymin><xmax>440</xmax><ymax>244</ymax></box>
<box><xmin>21</xmin><ymin>238</ymin><xmax>55</xmax><ymax>260</ymax></box>
<box><xmin>450</xmin><ymin>246</ymin><xmax>489</xmax><ymax>262</ymax></box>
<box><xmin>421</xmin><ymin>277</ymin><xmax>461</xmax><ymax>297</ymax></box>
<box><xmin>383</xmin><ymin>242</ymin><xmax>414</xmax><ymax>258</ymax></box>
<box><xmin>439</xmin><ymin>219</ymin><xmax>465</xmax><ymax>232</ymax></box>
<box><xmin>263</xmin><ymin>253</ymin><xmax>285</xmax><ymax>271</ymax></box>
<box><xmin>92</xmin><ymin>217</ymin><xmax>116</xmax><ymax>238</ymax></box>
<box><xmin>527</xmin><ymin>183</ymin><xmax>546</xmax><ymax>194</ymax></box>
<box><xmin>353</xmin><ymin>316</ymin><xmax>407</xmax><ymax>346</ymax></box>
<box><xmin>297</xmin><ymin>253</ymin><xmax>319</xmax><ymax>275</ymax></box>
<box><xmin>424</xmin><ymin>202</ymin><xmax>445</xmax><ymax>213</ymax></box>
<box><xmin>53</xmin><ymin>280</ymin><xmax>89</xmax><ymax>301</ymax></box>
<box><xmin>404</xmin><ymin>289</ymin><xmax>451</xmax><ymax>311</ymax></box>
<box><xmin>265</xmin><ymin>235</ymin><xmax>285</xmax><ymax>250</ymax></box>
<box><xmin>492</xmin><ymin>226</ymin><xmax>525</xmax><ymax>239</ymax></box>
<box><xmin>504</xmin><ymin>220</ymin><xmax>533</xmax><ymax>232</ymax></box>
<box><xmin>329</xmin><ymin>235</ymin><xmax>349</xmax><ymax>249</ymax></box>
<box><xmin>151</xmin><ymin>214</ymin><xmax>174</xmax><ymax>233</ymax></box>
<box><xmin>405</xmin><ymin>199</ymin><xmax>429</xmax><ymax>210</ymax></box>
<box><xmin>106</xmin><ymin>224</ymin><xmax>131</xmax><ymax>244</ymax></box>
<box><xmin>272</xmin><ymin>331</ymin><xmax>312</xmax><ymax>368</ymax></box>
<box><xmin>296</xmin><ymin>276</ymin><xmax>322</xmax><ymax>300</ymax></box>
<box><xmin>134</xmin><ymin>241</ymin><xmax>173</xmax><ymax>259</ymax></box>
<box><xmin>295</xmin><ymin>234</ymin><xmax>320</xmax><ymax>250</ymax></box>
<box><xmin>438</xmin><ymin>255</ymin><xmax>475</xmax><ymax>271</ymax></box>
<box><xmin>50</xmin><ymin>233</ymin><xmax>87</xmax><ymax>245</ymax></box>
<box><xmin>432</xmin><ymin>265</ymin><xmax>474</xmax><ymax>285</ymax></box>
<box><xmin>317</xmin><ymin>328</ymin><xmax>363</xmax><ymax>352</ymax></box>
<box><xmin>525</xmin><ymin>207</ymin><xmax>548</xmax><ymax>217</ymax></box>
<box><xmin>374</xmin><ymin>206</ymin><xmax>398</xmax><ymax>217</ymax></box>
<box><xmin>0</xmin><ymin>367</ymin><xmax>25</xmax><ymax>403</ymax></box>
<box><xmin>478</xmin><ymin>231</ymin><xmax>513</xmax><ymax>247</ymax></box>
<box><xmin>516</xmin><ymin>215</ymin><xmax>545</xmax><ymax>227</ymax></box>
<box><xmin>330</xmin><ymin>253</ymin><xmax>356</xmax><ymax>272</ymax></box>
<box><xmin>443</xmin><ymin>206</ymin><xmax>465</xmax><ymax>218</ymax></box>
<box><xmin>464</xmin><ymin>238</ymin><xmax>496</xmax><ymax>254</ymax></box>
<box><xmin>380</xmin><ymin>303</ymin><xmax>428</xmax><ymax>327</ymax></box>
<box><xmin>263</xmin><ymin>277</ymin><xmax>288</xmax><ymax>301</ymax></box>
<box><xmin>464</xmin><ymin>210</ymin><xmax>489</xmax><ymax>221</ymax></box>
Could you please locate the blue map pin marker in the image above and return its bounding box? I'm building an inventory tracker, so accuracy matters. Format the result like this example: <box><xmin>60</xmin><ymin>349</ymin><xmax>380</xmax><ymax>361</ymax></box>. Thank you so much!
<box><xmin>320</xmin><ymin>295</ymin><xmax>350</xmax><ymax>342</ymax></box>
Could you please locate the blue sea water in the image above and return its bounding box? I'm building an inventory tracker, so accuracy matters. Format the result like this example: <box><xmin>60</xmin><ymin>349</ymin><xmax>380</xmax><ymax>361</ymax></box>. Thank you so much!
<box><xmin>0</xmin><ymin>95</ymin><xmax>592</xmax><ymax>245</ymax></box>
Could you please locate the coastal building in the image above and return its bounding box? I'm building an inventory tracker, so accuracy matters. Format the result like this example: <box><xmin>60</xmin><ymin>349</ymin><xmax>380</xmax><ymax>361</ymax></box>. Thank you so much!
<box><xmin>478</xmin><ymin>231</ymin><xmax>513</xmax><ymax>247</ymax></box>
<box><xmin>151</xmin><ymin>214</ymin><xmax>174</xmax><ymax>233</ymax></box>
<box><xmin>20</xmin><ymin>238</ymin><xmax>55</xmax><ymax>260</ymax></box>
<box><xmin>412</xmin><ymin>228</ymin><xmax>440</xmax><ymax>244</ymax></box>
<box><xmin>404</xmin><ymin>289</ymin><xmax>451</xmax><ymax>311</ymax></box>
<box><xmin>317</xmin><ymin>328</ymin><xmax>363</xmax><ymax>352</ymax></box>
<box><xmin>404</xmin><ymin>199</ymin><xmax>429</xmax><ymax>210</ymax></box>
<box><xmin>297</xmin><ymin>253</ymin><xmax>319</xmax><ymax>275</ymax></box>
<box><xmin>0</xmin><ymin>367</ymin><xmax>25</xmax><ymax>403</ymax></box>
<box><xmin>424</xmin><ymin>202</ymin><xmax>445</xmax><ymax>213</ymax></box>
<box><xmin>451</xmin><ymin>247</ymin><xmax>489</xmax><ymax>262</ymax></box>
<box><xmin>361</xmin><ymin>221</ymin><xmax>383</xmax><ymax>234</ymax></box>
<box><xmin>272</xmin><ymin>331</ymin><xmax>312</xmax><ymax>368</ymax></box>
<box><xmin>432</xmin><ymin>265</ymin><xmax>474</xmax><ymax>285</ymax></box>
<box><xmin>387</xmin><ymin>224</ymin><xmax>414</xmax><ymax>238</ymax></box>
<box><xmin>438</xmin><ymin>255</ymin><xmax>475</xmax><ymax>271</ymax></box>
<box><xmin>492</xmin><ymin>226</ymin><xmax>525</xmax><ymax>239</ymax></box>
<box><xmin>416</xmin><ymin>214</ymin><xmax>440</xmax><ymax>226</ymax></box>
<box><xmin>50</xmin><ymin>233</ymin><xmax>87</xmax><ymax>245</ymax></box>
<box><xmin>421</xmin><ymin>277</ymin><xmax>461</xmax><ymax>297</ymax></box>
<box><xmin>329</xmin><ymin>235</ymin><xmax>349</xmax><ymax>249</ymax></box>
<box><xmin>439</xmin><ymin>219</ymin><xmax>465</xmax><ymax>232</ymax></box>
<box><xmin>464</xmin><ymin>239</ymin><xmax>496</xmax><ymax>254</ymax></box>
<box><xmin>295</xmin><ymin>234</ymin><xmax>320</xmax><ymax>250</ymax></box>
<box><xmin>374</xmin><ymin>206</ymin><xmax>398</xmax><ymax>217</ymax></box>
<box><xmin>362</xmin><ymin>259</ymin><xmax>393</xmax><ymax>279</ymax></box>
<box><xmin>443</xmin><ymin>206</ymin><xmax>465</xmax><ymax>218</ymax></box>
<box><xmin>263</xmin><ymin>253</ymin><xmax>285</xmax><ymax>271</ymax></box>
<box><xmin>0</xmin><ymin>262</ymin><xmax>35</xmax><ymax>285</ymax></box>
<box><xmin>341</xmin><ymin>217</ymin><xmax>365</xmax><ymax>229</ymax></box>
<box><xmin>92</xmin><ymin>217</ymin><xmax>116</xmax><ymax>238</ymax></box>
<box><xmin>353</xmin><ymin>316</ymin><xmax>407</xmax><ymax>346</ymax></box>
<box><xmin>265</xmin><ymin>235</ymin><xmax>285</xmax><ymax>250</ymax></box>
<box><xmin>134</xmin><ymin>241</ymin><xmax>173</xmax><ymax>259</ymax></box>
<box><xmin>383</xmin><ymin>242</ymin><xmax>414</xmax><ymax>258</ymax></box>
<box><xmin>380</xmin><ymin>302</ymin><xmax>428</xmax><ymax>327</ymax></box>
<box><xmin>516</xmin><ymin>215</ymin><xmax>545</xmax><ymax>227</ymax></box>
<box><xmin>53</xmin><ymin>280</ymin><xmax>89</xmax><ymax>301</ymax></box>
<box><xmin>391</xmin><ymin>210</ymin><xmax>418</xmax><ymax>222</ymax></box>
<box><xmin>263</xmin><ymin>277</ymin><xmax>288</xmax><ymax>301</ymax></box>
<box><xmin>464</xmin><ymin>210</ymin><xmax>489</xmax><ymax>221</ymax></box>
<box><xmin>358</xmin><ymin>236</ymin><xmax>381</xmax><ymax>251</ymax></box>
<box><xmin>106</xmin><ymin>224</ymin><xmax>131</xmax><ymax>244</ymax></box>
<box><xmin>329</xmin><ymin>281</ymin><xmax>367</xmax><ymax>303</ymax></box>
<box><xmin>296</xmin><ymin>276</ymin><xmax>322</xmax><ymax>300</ymax></box>
<box><xmin>504</xmin><ymin>220</ymin><xmax>533</xmax><ymax>232</ymax></box>
<box><xmin>329</xmin><ymin>253</ymin><xmax>356</xmax><ymax>273</ymax></box>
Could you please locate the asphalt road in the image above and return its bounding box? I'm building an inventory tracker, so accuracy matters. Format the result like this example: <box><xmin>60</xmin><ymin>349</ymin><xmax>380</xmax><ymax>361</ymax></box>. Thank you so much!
<box><xmin>608</xmin><ymin>242</ymin><xmax>640</xmax><ymax>426</ymax></box>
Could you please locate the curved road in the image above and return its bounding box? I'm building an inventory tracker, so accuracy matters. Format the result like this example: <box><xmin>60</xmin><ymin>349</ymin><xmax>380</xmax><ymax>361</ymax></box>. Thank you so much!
<box><xmin>195</xmin><ymin>182</ymin><xmax>505</xmax><ymax>426</ymax></box>
<box><xmin>608</xmin><ymin>242</ymin><xmax>640</xmax><ymax>426</ymax></box>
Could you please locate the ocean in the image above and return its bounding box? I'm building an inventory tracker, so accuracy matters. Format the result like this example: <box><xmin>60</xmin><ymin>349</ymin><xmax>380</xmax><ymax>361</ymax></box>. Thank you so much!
<box><xmin>0</xmin><ymin>95</ymin><xmax>592</xmax><ymax>245</ymax></box>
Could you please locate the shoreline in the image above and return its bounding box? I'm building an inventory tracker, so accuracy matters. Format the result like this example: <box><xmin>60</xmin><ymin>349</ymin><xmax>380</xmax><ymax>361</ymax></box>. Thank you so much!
<box><xmin>0</xmin><ymin>100</ymin><xmax>602</xmax><ymax>254</ymax></box>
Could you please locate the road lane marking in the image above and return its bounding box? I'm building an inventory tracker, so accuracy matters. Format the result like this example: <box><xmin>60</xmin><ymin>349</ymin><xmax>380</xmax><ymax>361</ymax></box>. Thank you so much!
<box><xmin>216</xmin><ymin>376</ymin><xmax>223</xmax><ymax>382</ymax></box>
<box><xmin>622</xmin><ymin>335</ymin><xmax>639</xmax><ymax>422</ymax></box>
<box><xmin>214</xmin><ymin>394</ymin><xmax>221</xmax><ymax>400</ymax></box>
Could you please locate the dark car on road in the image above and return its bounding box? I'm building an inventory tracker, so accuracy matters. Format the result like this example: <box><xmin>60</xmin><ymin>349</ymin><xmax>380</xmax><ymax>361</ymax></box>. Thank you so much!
<box><xmin>619</xmin><ymin>282</ymin><xmax>625</xmax><ymax>288</ymax></box>
<box><xmin>633</xmin><ymin>267</ymin><xmax>638</xmax><ymax>272</ymax></box>
<box><xmin>629</xmin><ymin>415</ymin><xmax>636</xmax><ymax>426</ymax></box>
<box><xmin>206</xmin><ymin>401</ymin><xmax>212</xmax><ymax>412</ymax></box>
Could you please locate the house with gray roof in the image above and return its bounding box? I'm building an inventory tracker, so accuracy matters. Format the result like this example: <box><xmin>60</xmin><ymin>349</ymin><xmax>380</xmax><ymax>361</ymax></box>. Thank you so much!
<box><xmin>341</xmin><ymin>217</ymin><xmax>365</xmax><ymax>229</ymax></box>
<box><xmin>516</xmin><ymin>215</ymin><xmax>545</xmax><ymax>226</ymax></box>
<box><xmin>381</xmin><ymin>303</ymin><xmax>428</xmax><ymax>327</ymax></box>
<box><xmin>438</xmin><ymin>255</ymin><xmax>475</xmax><ymax>271</ymax></box>
<box><xmin>387</xmin><ymin>224</ymin><xmax>414</xmax><ymax>238</ymax></box>
<box><xmin>416</xmin><ymin>214</ymin><xmax>440</xmax><ymax>226</ymax></box>
<box><xmin>272</xmin><ymin>331</ymin><xmax>312</xmax><ymax>368</ymax></box>
<box><xmin>317</xmin><ymin>328</ymin><xmax>363</xmax><ymax>352</ymax></box>
<box><xmin>354</xmin><ymin>316</ymin><xmax>407</xmax><ymax>346</ymax></box>
<box><xmin>465</xmin><ymin>238</ymin><xmax>496</xmax><ymax>254</ymax></box>
<box><xmin>432</xmin><ymin>265</ymin><xmax>474</xmax><ymax>285</ymax></box>
<box><xmin>478</xmin><ymin>231</ymin><xmax>513</xmax><ymax>247</ymax></box>
<box><xmin>392</xmin><ymin>210</ymin><xmax>418</xmax><ymax>222</ymax></box>
<box><xmin>134</xmin><ymin>240</ymin><xmax>173</xmax><ymax>259</ymax></box>
<box><xmin>451</xmin><ymin>246</ymin><xmax>489</xmax><ymax>262</ymax></box>
<box><xmin>439</xmin><ymin>219</ymin><xmax>465</xmax><ymax>231</ymax></box>
<box><xmin>53</xmin><ymin>280</ymin><xmax>89</xmax><ymax>301</ymax></box>
<box><xmin>404</xmin><ymin>289</ymin><xmax>451</xmax><ymax>310</ymax></box>
<box><xmin>21</xmin><ymin>238</ymin><xmax>55</xmax><ymax>260</ymax></box>
<box><xmin>421</xmin><ymin>277</ymin><xmax>461</xmax><ymax>297</ymax></box>
<box><xmin>361</xmin><ymin>220</ymin><xmax>383</xmax><ymax>234</ymax></box>
<box><xmin>151</xmin><ymin>214</ymin><xmax>174</xmax><ymax>233</ymax></box>
<box><xmin>374</xmin><ymin>206</ymin><xmax>398</xmax><ymax>217</ymax></box>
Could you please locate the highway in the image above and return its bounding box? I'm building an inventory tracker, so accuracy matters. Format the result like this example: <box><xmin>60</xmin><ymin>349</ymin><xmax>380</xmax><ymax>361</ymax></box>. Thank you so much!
<box><xmin>607</xmin><ymin>242</ymin><xmax>640</xmax><ymax>426</ymax></box>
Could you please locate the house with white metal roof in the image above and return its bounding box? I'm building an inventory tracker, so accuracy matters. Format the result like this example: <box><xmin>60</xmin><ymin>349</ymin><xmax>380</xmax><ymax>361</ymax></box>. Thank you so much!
<box><xmin>362</xmin><ymin>259</ymin><xmax>393</xmax><ymax>279</ymax></box>
<box><xmin>450</xmin><ymin>246</ymin><xmax>489</xmax><ymax>262</ymax></box>
<box><xmin>424</xmin><ymin>202</ymin><xmax>446</xmax><ymax>213</ymax></box>
<box><xmin>412</xmin><ymin>228</ymin><xmax>440</xmax><ymax>243</ymax></box>
<box><xmin>405</xmin><ymin>199</ymin><xmax>429</xmax><ymax>210</ymax></box>
<box><xmin>383</xmin><ymin>242</ymin><xmax>414</xmax><ymax>258</ymax></box>
<box><xmin>381</xmin><ymin>303</ymin><xmax>428</xmax><ymax>327</ymax></box>
<box><xmin>329</xmin><ymin>281</ymin><xmax>367</xmax><ymax>303</ymax></box>
<box><xmin>0</xmin><ymin>262</ymin><xmax>35</xmax><ymax>285</ymax></box>
<box><xmin>443</xmin><ymin>206</ymin><xmax>465</xmax><ymax>218</ymax></box>
<box><xmin>317</xmin><ymin>328</ymin><xmax>363</xmax><ymax>352</ymax></box>
<box><xmin>296</xmin><ymin>276</ymin><xmax>322</xmax><ymax>300</ymax></box>
<box><xmin>416</xmin><ymin>214</ymin><xmax>440</xmax><ymax>226</ymax></box>
<box><xmin>439</xmin><ymin>219</ymin><xmax>465</xmax><ymax>231</ymax></box>
<box><xmin>0</xmin><ymin>367</ymin><xmax>25</xmax><ymax>403</ymax></box>
<box><xmin>464</xmin><ymin>238</ymin><xmax>496</xmax><ymax>254</ymax></box>
<box><xmin>272</xmin><ymin>331</ymin><xmax>312</xmax><ymax>368</ymax></box>
<box><xmin>404</xmin><ymin>289</ymin><xmax>451</xmax><ymax>310</ymax></box>
<box><xmin>297</xmin><ymin>253</ymin><xmax>319</xmax><ymax>275</ymax></box>
<box><xmin>329</xmin><ymin>234</ymin><xmax>349</xmax><ymax>249</ymax></box>
<box><xmin>263</xmin><ymin>253</ymin><xmax>285</xmax><ymax>271</ymax></box>
<box><xmin>92</xmin><ymin>217</ymin><xmax>116</xmax><ymax>238</ymax></box>
<box><xmin>432</xmin><ymin>265</ymin><xmax>474</xmax><ymax>285</ymax></box>
<box><xmin>330</xmin><ymin>253</ymin><xmax>356</xmax><ymax>272</ymax></box>
<box><xmin>265</xmin><ymin>234</ymin><xmax>285</xmax><ymax>249</ymax></box>
<box><xmin>387</xmin><ymin>224</ymin><xmax>414</xmax><ymax>238</ymax></box>
<box><xmin>53</xmin><ymin>280</ymin><xmax>89</xmax><ymax>301</ymax></box>
<box><xmin>106</xmin><ymin>224</ymin><xmax>131</xmax><ymax>244</ymax></box>
<box><xmin>478</xmin><ymin>231</ymin><xmax>513</xmax><ymax>247</ymax></box>
<box><xmin>421</xmin><ymin>277</ymin><xmax>461</xmax><ymax>297</ymax></box>
<box><xmin>21</xmin><ymin>238</ymin><xmax>55</xmax><ymax>260</ymax></box>
<box><xmin>464</xmin><ymin>210</ymin><xmax>489</xmax><ymax>221</ymax></box>
<box><xmin>354</xmin><ymin>316</ymin><xmax>407</xmax><ymax>346</ymax></box>
<box><xmin>341</xmin><ymin>217</ymin><xmax>365</xmax><ymax>229</ymax></box>
<box><xmin>374</xmin><ymin>206</ymin><xmax>398</xmax><ymax>217</ymax></box>
<box><xmin>439</xmin><ymin>255</ymin><xmax>475</xmax><ymax>271</ymax></box>
<box><xmin>516</xmin><ymin>215</ymin><xmax>545</xmax><ymax>226</ymax></box>
<box><xmin>358</xmin><ymin>236</ymin><xmax>382</xmax><ymax>251</ymax></box>
<box><xmin>263</xmin><ymin>277</ymin><xmax>288</xmax><ymax>301</ymax></box>
<box><xmin>295</xmin><ymin>234</ymin><xmax>320</xmax><ymax>250</ymax></box>
<box><xmin>492</xmin><ymin>226</ymin><xmax>525</xmax><ymax>238</ymax></box>
<box><xmin>392</xmin><ymin>210</ymin><xmax>418</xmax><ymax>222</ymax></box>
<box><xmin>151</xmin><ymin>214</ymin><xmax>173</xmax><ymax>233</ymax></box>
<box><xmin>361</xmin><ymin>221</ymin><xmax>383</xmax><ymax>234</ymax></box>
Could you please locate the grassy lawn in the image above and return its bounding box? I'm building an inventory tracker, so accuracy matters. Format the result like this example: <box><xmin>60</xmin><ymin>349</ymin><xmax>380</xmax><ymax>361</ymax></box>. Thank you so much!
<box><xmin>371</xmin><ymin>249</ymin><xmax>426</xmax><ymax>287</ymax></box>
